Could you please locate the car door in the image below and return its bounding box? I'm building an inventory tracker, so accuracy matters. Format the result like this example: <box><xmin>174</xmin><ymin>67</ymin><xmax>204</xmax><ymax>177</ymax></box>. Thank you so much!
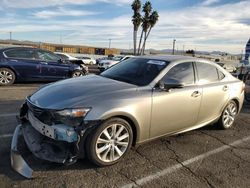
<box><xmin>35</xmin><ymin>50</ymin><xmax>70</xmax><ymax>79</ymax></box>
<box><xmin>4</xmin><ymin>48</ymin><xmax>42</xmax><ymax>80</ymax></box>
<box><xmin>150</xmin><ymin>62</ymin><xmax>202</xmax><ymax>138</ymax></box>
<box><xmin>195</xmin><ymin>62</ymin><xmax>230</xmax><ymax>124</ymax></box>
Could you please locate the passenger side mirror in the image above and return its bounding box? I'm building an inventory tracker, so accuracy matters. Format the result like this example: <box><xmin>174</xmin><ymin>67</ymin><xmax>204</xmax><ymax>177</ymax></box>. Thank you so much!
<box><xmin>158</xmin><ymin>79</ymin><xmax>184</xmax><ymax>91</ymax></box>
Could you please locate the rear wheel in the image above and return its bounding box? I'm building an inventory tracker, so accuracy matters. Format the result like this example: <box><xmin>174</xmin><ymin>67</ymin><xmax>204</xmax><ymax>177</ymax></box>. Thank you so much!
<box><xmin>86</xmin><ymin>118</ymin><xmax>133</xmax><ymax>166</ymax></box>
<box><xmin>217</xmin><ymin>100</ymin><xmax>238</xmax><ymax>129</ymax></box>
<box><xmin>71</xmin><ymin>70</ymin><xmax>84</xmax><ymax>78</ymax></box>
<box><xmin>0</xmin><ymin>68</ymin><xmax>15</xmax><ymax>86</ymax></box>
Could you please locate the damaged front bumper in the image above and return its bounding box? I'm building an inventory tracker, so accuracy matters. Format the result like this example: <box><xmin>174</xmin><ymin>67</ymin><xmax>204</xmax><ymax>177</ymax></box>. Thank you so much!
<box><xmin>10</xmin><ymin>116</ymin><xmax>99</xmax><ymax>178</ymax></box>
<box><xmin>10</xmin><ymin>124</ymin><xmax>33</xmax><ymax>178</ymax></box>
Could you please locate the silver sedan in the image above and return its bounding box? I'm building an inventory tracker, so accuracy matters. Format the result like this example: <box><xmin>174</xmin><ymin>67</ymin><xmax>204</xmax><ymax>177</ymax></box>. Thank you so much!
<box><xmin>11</xmin><ymin>55</ymin><xmax>245</xmax><ymax>178</ymax></box>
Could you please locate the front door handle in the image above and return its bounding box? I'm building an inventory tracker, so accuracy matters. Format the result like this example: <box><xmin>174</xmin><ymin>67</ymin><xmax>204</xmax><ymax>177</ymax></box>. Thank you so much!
<box><xmin>40</xmin><ymin>61</ymin><xmax>48</xmax><ymax>65</ymax></box>
<box><xmin>223</xmin><ymin>85</ymin><xmax>228</xmax><ymax>91</ymax></box>
<box><xmin>191</xmin><ymin>91</ymin><xmax>201</xmax><ymax>98</ymax></box>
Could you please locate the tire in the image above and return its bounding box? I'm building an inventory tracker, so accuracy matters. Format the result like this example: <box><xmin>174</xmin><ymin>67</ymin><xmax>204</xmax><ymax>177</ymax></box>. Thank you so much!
<box><xmin>216</xmin><ymin>100</ymin><xmax>238</xmax><ymax>129</ymax></box>
<box><xmin>0</xmin><ymin>68</ymin><xmax>16</xmax><ymax>86</ymax></box>
<box><xmin>86</xmin><ymin>118</ymin><xmax>133</xmax><ymax>166</ymax></box>
<box><xmin>71</xmin><ymin>70</ymin><xmax>84</xmax><ymax>78</ymax></box>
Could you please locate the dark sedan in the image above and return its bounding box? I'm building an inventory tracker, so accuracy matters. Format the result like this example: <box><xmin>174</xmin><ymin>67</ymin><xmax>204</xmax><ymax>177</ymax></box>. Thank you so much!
<box><xmin>0</xmin><ymin>47</ymin><xmax>84</xmax><ymax>86</ymax></box>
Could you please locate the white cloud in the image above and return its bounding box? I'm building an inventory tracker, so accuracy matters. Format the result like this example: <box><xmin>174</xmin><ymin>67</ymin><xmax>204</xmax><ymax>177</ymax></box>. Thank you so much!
<box><xmin>0</xmin><ymin>0</ymin><xmax>249</xmax><ymax>53</ymax></box>
<box><xmin>1</xmin><ymin>0</ymin><xmax>131</xmax><ymax>8</ymax></box>
<box><xmin>201</xmin><ymin>0</ymin><xmax>220</xmax><ymax>6</ymax></box>
<box><xmin>33</xmin><ymin>7</ymin><xmax>100</xmax><ymax>18</ymax></box>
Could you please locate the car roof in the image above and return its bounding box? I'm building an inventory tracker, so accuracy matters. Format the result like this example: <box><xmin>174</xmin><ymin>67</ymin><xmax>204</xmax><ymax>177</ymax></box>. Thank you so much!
<box><xmin>0</xmin><ymin>47</ymin><xmax>38</xmax><ymax>52</ymax></box>
<box><xmin>137</xmin><ymin>55</ymin><xmax>213</xmax><ymax>63</ymax></box>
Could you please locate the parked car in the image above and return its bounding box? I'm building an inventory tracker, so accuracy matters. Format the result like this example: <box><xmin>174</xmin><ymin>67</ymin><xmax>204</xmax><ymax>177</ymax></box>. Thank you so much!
<box><xmin>98</xmin><ymin>55</ymin><xmax>133</xmax><ymax>71</ymax></box>
<box><xmin>243</xmin><ymin>72</ymin><xmax>250</xmax><ymax>102</ymax></box>
<box><xmin>0</xmin><ymin>47</ymin><xmax>85</xmax><ymax>86</ymax></box>
<box><xmin>216</xmin><ymin>62</ymin><xmax>236</xmax><ymax>73</ymax></box>
<box><xmin>54</xmin><ymin>52</ymin><xmax>88</xmax><ymax>73</ymax></box>
<box><xmin>96</xmin><ymin>57</ymin><xmax>108</xmax><ymax>65</ymax></box>
<box><xmin>54</xmin><ymin>52</ymin><xmax>79</xmax><ymax>61</ymax></box>
<box><xmin>11</xmin><ymin>55</ymin><xmax>244</xmax><ymax>178</ymax></box>
<box><xmin>77</xmin><ymin>56</ymin><xmax>96</xmax><ymax>65</ymax></box>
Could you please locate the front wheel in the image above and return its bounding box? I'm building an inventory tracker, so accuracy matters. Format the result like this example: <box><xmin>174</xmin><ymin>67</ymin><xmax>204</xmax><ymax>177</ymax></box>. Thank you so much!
<box><xmin>0</xmin><ymin>68</ymin><xmax>16</xmax><ymax>86</ymax></box>
<box><xmin>71</xmin><ymin>70</ymin><xmax>84</xmax><ymax>78</ymax></box>
<box><xmin>86</xmin><ymin>118</ymin><xmax>133</xmax><ymax>166</ymax></box>
<box><xmin>216</xmin><ymin>100</ymin><xmax>238</xmax><ymax>129</ymax></box>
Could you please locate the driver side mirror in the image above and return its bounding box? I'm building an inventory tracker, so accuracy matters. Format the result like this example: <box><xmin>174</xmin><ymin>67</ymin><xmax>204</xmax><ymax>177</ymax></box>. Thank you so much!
<box><xmin>158</xmin><ymin>79</ymin><xmax>184</xmax><ymax>91</ymax></box>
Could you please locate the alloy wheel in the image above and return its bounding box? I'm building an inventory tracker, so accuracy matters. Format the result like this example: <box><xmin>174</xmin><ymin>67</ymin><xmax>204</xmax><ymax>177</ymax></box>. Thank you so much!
<box><xmin>72</xmin><ymin>71</ymin><xmax>83</xmax><ymax>77</ymax></box>
<box><xmin>95</xmin><ymin>124</ymin><xmax>129</xmax><ymax>163</ymax></box>
<box><xmin>222</xmin><ymin>102</ymin><xmax>237</xmax><ymax>128</ymax></box>
<box><xmin>0</xmin><ymin>70</ymin><xmax>13</xmax><ymax>85</ymax></box>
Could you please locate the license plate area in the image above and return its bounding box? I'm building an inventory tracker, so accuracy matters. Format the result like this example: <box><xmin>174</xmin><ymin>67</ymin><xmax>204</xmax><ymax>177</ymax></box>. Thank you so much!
<box><xmin>28</xmin><ymin>111</ymin><xmax>55</xmax><ymax>139</ymax></box>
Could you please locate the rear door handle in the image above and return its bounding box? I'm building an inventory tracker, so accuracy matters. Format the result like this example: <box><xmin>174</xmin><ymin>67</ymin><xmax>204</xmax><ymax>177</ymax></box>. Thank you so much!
<box><xmin>223</xmin><ymin>85</ymin><xmax>228</xmax><ymax>91</ymax></box>
<box><xmin>191</xmin><ymin>91</ymin><xmax>201</xmax><ymax>98</ymax></box>
<box><xmin>40</xmin><ymin>61</ymin><xmax>48</xmax><ymax>65</ymax></box>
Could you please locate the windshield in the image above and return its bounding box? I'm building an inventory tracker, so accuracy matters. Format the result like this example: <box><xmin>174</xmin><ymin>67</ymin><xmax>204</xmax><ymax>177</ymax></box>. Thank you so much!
<box><xmin>37</xmin><ymin>51</ymin><xmax>61</xmax><ymax>61</ymax></box>
<box><xmin>100</xmin><ymin>58</ymin><xmax>169</xmax><ymax>86</ymax></box>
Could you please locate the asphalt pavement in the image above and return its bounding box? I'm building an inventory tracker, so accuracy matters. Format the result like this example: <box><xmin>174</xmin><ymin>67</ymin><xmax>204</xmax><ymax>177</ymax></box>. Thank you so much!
<box><xmin>0</xmin><ymin>83</ymin><xmax>250</xmax><ymax>188</ymax></box>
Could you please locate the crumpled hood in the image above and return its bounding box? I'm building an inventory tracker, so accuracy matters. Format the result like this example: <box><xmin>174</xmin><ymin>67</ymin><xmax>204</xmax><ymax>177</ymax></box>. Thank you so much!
<box><xmin>29</xmin><ymin>75</ymin><xmax>137</xmax><ymax>109</ymax></box>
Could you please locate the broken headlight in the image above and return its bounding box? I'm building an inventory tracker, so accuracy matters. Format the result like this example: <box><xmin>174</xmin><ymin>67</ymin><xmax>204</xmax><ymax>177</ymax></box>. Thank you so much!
<box><xmin>53</xmin><ymin>108</ymin><xmax>90</xmax><ymax>127</ymax></box>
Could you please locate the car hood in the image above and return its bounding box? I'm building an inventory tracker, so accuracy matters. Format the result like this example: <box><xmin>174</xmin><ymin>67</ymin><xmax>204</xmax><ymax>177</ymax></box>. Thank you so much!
<box><xmin>29</xmin><ymin>75</ymin><xmax>137</xmax><ymax>109</ymax></box>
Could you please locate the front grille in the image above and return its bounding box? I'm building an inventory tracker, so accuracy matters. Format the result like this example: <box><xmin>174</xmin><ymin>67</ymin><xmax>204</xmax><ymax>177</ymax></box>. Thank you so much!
<box><xmin>27</xmin><ymin>100</ymin><xmax>54</xmax><ymax>125</ymax></box>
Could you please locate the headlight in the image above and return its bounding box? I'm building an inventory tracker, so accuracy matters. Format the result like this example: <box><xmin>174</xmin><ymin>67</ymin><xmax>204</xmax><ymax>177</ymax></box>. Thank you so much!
<box><xmin>53</xmin><ymin>108</ymin><xmax>90</xmax><ymax>127</ymax></box>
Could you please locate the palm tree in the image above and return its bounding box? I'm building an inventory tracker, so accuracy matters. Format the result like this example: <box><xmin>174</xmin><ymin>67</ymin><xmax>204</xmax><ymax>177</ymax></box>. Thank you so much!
<box><xmin>141</xmin><ymin>11</ymin><xmax>159</xmax><ymax>54</ymax></box>
<box><xmin>131</xmin><ymin>0</ymin><xmax>142</xmax><ymax>55</ymax></box>
<box><xmin>139</xmin><ymin>1</ymin><xmax>152</xmax><ymax>55</ymax></box>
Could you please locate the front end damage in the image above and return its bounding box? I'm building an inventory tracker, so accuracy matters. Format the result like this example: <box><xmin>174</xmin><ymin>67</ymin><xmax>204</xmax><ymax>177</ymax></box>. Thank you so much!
<box><xmin>11</xmin><ymin>100</ymin><xmax>98</xmax><ymax>178</ymax></box>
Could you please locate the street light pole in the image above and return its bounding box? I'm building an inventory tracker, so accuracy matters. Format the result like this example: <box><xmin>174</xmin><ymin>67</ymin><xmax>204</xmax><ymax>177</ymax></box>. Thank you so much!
<box><xmin>109</xmin><ymin>39</ymin><xmax>112</xmax><ymax>49</ymax></box>
<box><xmin>172</xmin><ymin>39</ymin><xmax>176</xmax><ymax>55</ymax></box>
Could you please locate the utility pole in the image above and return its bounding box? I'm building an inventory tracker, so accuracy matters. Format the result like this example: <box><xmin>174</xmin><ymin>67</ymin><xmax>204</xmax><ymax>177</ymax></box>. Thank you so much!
<box><xmin>108</xmin><ymin>39</ymin><xmax>112</xmax><ymax>49</ymax></box>
<box><xmin>172</xmin><ymin>39</ymin><xmax>176</xmax><ymax>55</ymax></box>
<box><xmin>9</xmin><ymin>32</ymin><xmax>12</xmax><ymax>41</ymax></box>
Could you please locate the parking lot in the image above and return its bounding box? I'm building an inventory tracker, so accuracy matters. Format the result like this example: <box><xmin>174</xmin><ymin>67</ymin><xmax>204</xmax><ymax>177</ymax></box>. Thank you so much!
<box><xmin>0</xmin><ymin>83</ymin><xmax>250</xmax><ymax>188</ymax></box>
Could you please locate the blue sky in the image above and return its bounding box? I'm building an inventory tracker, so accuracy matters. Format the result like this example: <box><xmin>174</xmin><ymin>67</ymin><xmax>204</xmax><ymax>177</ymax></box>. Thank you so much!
<box><xmin>0</xmin><ymin>0</ymin><xmax>249</xmax><ymax>53</ymax></box>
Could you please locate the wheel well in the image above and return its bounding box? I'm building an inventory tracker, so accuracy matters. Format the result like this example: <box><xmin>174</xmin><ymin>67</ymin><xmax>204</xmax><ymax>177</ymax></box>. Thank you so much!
<box><xmin>115</xmin><ymin>115</ymin><xmax>138</xmax><ymax>146</ymax></box>
<box><xmin>0</xmin><ymin>66</ymin><xmax>17</xmax><ymax>78</ymax></box>
<box><xmin>231</xmin><ymin>98</ymin><xmax>240</xmax><ymax>113</ymax></box>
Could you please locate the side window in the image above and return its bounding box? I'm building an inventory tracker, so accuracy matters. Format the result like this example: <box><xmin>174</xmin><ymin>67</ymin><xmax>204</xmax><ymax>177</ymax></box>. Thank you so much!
<box><xmin>162</xmin><ymin>62</ymin><xmax>195</xmax><ymax>85</ymax></box>
<box><xmin>4</xmin><ymin>49</ymin><xmax>34</xmax><ymax>59</ymax></box>
<box><xmin>196</xmin><ymin>63</ymin><xmax>219</xmax><ymax>84</ymax></box>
